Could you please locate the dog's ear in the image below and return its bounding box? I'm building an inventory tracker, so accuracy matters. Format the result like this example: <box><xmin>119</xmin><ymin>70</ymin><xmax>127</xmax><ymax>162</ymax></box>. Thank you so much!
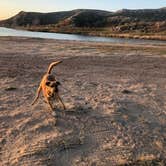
<box><xmin>56</xmin><ymin>81</ymin><xmax>61</xmax><ymax>86</ymax></box>
<box><xmin>46</xmin><ymin>81</ymin><xmax>51</xmax><ymax>86</ymax></box>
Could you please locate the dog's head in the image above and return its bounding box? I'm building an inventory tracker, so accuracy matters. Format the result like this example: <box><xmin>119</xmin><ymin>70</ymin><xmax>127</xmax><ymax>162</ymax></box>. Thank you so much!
<box><xmin>45</xmin><ymin>75</ymin><xmax>61</xmax><ymax>95</ymax></box>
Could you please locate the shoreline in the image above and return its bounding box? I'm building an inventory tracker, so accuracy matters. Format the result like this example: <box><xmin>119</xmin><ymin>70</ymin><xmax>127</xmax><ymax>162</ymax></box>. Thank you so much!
<box><xmin>0</xmin><ymin>36</ymin><xmax>166</xmax><ymax>48</ymax></box>
<box><xmin>2</xmin><ymin>26</ymin><xmax>166</xmax><ymax>41</ymax></box>
<box><xmin>23</xmin><ymin>26</ymin><xmax>166</xmax><ymax>41</ymax></box>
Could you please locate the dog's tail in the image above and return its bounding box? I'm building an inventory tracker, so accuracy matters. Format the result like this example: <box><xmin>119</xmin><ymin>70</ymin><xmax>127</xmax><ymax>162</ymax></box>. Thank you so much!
<box><xmin>47</xmin><ymin>61</ymin><xmax>62</xmax><ymax>74</ymax></box>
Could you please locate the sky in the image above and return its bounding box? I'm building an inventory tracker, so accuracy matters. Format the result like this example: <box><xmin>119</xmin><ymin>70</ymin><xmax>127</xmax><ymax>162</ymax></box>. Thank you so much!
<box><xmin>0</xmin><ymin>0</ymin><xmax>165</xmax><ymax>20</ymax></box>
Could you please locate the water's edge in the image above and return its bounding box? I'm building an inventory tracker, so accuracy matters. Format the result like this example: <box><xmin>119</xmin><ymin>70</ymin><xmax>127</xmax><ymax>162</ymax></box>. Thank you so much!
<box><xmin>0</xmin><ymin>27</ymin><xmax>165</xmax><ymax>45</ymax></box>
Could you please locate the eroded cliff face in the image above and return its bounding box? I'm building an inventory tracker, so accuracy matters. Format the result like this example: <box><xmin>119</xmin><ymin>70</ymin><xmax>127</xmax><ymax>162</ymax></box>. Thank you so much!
<box><xmin>0</xmin><ymin>8</ymin><xmax>166</xmax><ymax>33</ymax></box>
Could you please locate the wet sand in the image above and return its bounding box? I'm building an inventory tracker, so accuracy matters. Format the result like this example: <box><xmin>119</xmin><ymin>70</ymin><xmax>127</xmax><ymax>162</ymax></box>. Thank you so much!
<box><xmin>0</xmin><ymin>37</ymin><xmax>166</xmax><ymax>165</ymax></box>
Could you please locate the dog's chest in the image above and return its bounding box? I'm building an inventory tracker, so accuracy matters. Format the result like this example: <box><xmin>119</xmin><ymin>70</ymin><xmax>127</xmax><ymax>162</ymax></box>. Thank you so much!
<box><xmin>47</xmin><ymin>90</ymin><xmax>56</xmax><ymax>98</ymax></box>
<box><xmin>41</xmin><ymin>85</ymin><xmax>54</xmax><ymax>98</ymax></box>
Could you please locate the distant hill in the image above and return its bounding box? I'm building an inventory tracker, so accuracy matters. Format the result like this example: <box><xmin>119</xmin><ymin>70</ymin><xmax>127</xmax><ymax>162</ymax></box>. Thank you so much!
<box><xmin>0</xmin><ymin>8</ymin><xmax>166</xmax><ymax>40</ymax></box>
<box><xmin>0</xmin><ymin>9</ymin><xmax>110</xmax><ymax>27</ymax></box>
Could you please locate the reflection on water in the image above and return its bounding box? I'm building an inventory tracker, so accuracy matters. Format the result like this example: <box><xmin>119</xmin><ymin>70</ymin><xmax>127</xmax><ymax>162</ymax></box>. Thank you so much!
<box><xmin>0</xmin><ymin>27</ymin><xmax>165</xmax><ymax>45</ymax></box>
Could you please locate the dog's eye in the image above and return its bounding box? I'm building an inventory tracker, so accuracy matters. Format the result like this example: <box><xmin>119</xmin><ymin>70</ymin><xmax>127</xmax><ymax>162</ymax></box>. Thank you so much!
<box><xmin>46</xmin><ymin>81</ymin><xmax>51</xmax><ymax>86</ymax></box>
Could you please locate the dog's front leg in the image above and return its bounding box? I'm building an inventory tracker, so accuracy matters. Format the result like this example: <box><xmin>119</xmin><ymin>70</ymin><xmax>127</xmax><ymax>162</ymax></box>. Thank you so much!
<box><xmin>55</xmin><ymin>93</ymin><xmax>66</xmax><ymax>110</ymax></box>
<box><xmin>31</xmin><ymin>85</ymin><xmax>42</xmax><ymax>105</ymax></box>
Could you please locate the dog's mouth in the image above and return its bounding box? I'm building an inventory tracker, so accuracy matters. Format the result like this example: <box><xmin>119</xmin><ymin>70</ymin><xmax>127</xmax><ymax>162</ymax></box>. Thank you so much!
<box><xmin>48</xmin><ymin>91</ymin><xmax>54</xmax><ymax>97</ymax></box>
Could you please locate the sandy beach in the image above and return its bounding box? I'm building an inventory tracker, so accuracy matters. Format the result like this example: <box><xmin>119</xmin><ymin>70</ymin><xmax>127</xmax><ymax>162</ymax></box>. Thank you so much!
<box><xmin>0</xmin><ymin>37</ymin><xmax>166</xmax><ymax>165</ymax></box>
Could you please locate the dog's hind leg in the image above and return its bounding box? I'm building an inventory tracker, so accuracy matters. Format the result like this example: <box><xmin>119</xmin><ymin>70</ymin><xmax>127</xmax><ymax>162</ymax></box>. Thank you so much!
<box><xmin>55</xmin><ymin>93</ymin><xmax>66</xmax><ymax>110</ymax></box>
<box><xmin>31</xmin><ymin>85</ymin><xmax>42</xmax><ymax>105</ymax></box>
<box><xmin>45</xmin><ymin>97</ymin><xmax>54</xmax><ymax>111</ymax></box>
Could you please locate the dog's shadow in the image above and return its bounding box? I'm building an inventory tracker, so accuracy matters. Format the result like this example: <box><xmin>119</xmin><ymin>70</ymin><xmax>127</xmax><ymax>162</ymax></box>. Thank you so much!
<box><xmin>56</xmin><ymin>105</ymin><xmax>90</xmax><ymax>116</ymax></box>
<box><xmin>51</xmin><ymin>104</ymin><xmax>92</xmax><ymax>133</ymax></box>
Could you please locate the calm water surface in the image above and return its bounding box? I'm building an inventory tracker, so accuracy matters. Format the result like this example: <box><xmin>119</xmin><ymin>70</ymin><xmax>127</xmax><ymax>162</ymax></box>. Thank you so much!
<box><xmin>0</xmin><ymin>27</ymin><xmax>165</xmax><ymax>45</ymax></box>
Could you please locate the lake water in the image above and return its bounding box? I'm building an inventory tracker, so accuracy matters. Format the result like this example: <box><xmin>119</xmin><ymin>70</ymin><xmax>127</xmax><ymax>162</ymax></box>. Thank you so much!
<box><xmin>0</xmin><ymin>27</ymin><xmax>165</xmax><ymax>45</ymax></box>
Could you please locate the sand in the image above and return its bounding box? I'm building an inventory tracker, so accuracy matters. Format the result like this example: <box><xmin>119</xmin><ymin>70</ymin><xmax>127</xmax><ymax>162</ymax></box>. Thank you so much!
<box><xmin>0</xmin><ymin>37</ymin><xmax>166</xmax><ymax>165</ymax></box>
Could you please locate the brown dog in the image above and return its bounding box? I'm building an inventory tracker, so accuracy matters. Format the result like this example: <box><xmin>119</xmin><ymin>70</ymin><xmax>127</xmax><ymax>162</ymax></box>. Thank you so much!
<box><xmin>32</xmin><ymin>61</ymin><xmax>66</xmax><ymax>111</ymax></box>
